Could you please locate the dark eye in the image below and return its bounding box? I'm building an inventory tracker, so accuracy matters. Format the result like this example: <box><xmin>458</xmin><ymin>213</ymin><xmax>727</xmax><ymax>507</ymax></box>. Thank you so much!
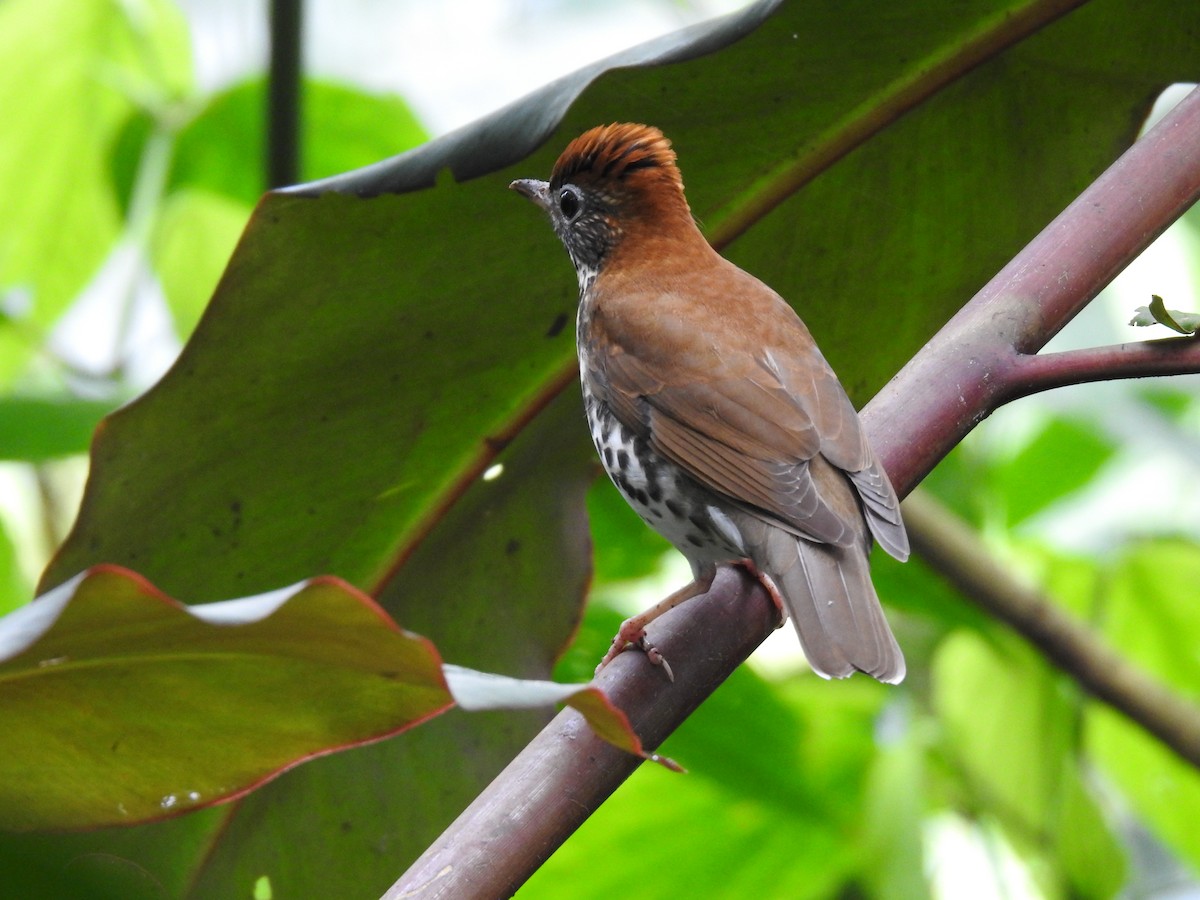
<box><xmin>558</xmin><ymin>187</ymin><xmax>582</xmax><ymax>221</ymax></box>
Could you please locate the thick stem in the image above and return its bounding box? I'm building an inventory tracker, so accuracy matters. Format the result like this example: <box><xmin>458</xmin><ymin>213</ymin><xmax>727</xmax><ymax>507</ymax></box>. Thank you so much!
<box><xmin>267</xmin><ymin>0</ymin><xmax>303</xmax><ymax>189</ymax></box>
<box><xmin>384</xmin><ymin>568</ymin><xmax>775</xmax><ymax>900</ymax></box>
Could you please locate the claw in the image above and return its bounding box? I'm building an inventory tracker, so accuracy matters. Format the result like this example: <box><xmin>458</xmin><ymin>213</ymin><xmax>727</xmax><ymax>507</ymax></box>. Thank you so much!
<box><xmin>640</xmin><ymin>637</ymin><xmax>675</xmax><ymax>682</ymax></box>
<box><xmin>593</xmin><ymin>574</ymin><xmax>714</xmax><ymax>681</ymax></box>
<box><xmin>594</xmin><ymin>626</ymin><xmax>674</xmax><ymax>682</ymax></box>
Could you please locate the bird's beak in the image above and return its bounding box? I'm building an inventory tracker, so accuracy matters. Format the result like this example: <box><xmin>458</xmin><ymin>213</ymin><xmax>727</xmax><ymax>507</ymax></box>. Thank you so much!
<box><xmin>509</xmin><ymin>178</ymin><xmax>552</xmax><ymax>212</ymax></box>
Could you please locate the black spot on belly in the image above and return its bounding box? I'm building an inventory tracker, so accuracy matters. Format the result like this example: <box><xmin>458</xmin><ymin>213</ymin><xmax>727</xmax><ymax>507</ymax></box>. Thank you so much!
<box><xmin>603</xmin><ymin>446</ymin><xmax>614</xmax><ymax>467</ymax></box>
<box><xmin>685</xmin><ymin>534</ymin><xmax>705</xmax><ymax>548</ymax></box>
<box><xmin>646</xmin><ymin>480</ymin><xmax>663</xmax><ymax>502</ymax></box>
<box><xmin>616</xmin><ymin>449</ymin><xmax>629</xmax><ymax>470</ymax></box>
<box><xmin>665</xmin><ymin>499</ymin><xmax>683</xmax><ymax>517</ymax></box>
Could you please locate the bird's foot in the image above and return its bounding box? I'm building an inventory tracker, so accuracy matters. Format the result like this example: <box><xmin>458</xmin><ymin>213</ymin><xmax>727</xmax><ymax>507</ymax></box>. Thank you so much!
<box><xmin>595</xmin><ymin>619</ymin><xmax>675</xmax><ymax>682</ymax></box>
<box><xmin>594</xmin><ymin>578</ymin><xmax>714</xmax><ymax>681</ymax></box>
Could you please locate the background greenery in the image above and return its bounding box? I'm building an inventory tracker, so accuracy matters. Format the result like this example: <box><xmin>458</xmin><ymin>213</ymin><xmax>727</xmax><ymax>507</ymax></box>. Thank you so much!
<box><xmin>1</xmin><ymin>0</ymin><xmax>1198</xmax><ymax>897</ymax></box>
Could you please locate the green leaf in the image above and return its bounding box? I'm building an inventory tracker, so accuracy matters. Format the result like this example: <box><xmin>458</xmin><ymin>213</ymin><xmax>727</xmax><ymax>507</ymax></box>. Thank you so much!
<box><xmin>1137</xmin><ymin>384</ymin><xmax>1194</xmax><ymax>420</ymax></box>
<box><xmin>1055</xmin><ymin>770</ymin><xmax>1125</xmax><ymax>899</ymax></box>
<box><xmin>860</xmin><ymin>728</ymin><xmax>930</xmax><ymax>900</ymax></box>
<box><xmin>0</xmin><ymin>517</ymin><xmax>29</xmax><ymax>617</ymax></box>
<box><xmin>0</xmin><ymin>395</ymin><xmax>119</xmax><ymax>462</ymax></box>
<box><xmin>0</xmin><ymin>565</ymin><xmax>451</xmax><ymax>832</ymax></box>
<box><xmin>934</xmin><ymin>632</ymin><xmax>1073</xmax><ymax>832</ymax></box>
<box><xmin>588</xmin><ymin>477</ymin><xmax>672</xmax><ymax>584</ymax></box>
<box><xmin>933</xmin><ymin>630</ymin><xmax>1123</xmax><ymax>895</ymax></box>
<box><xmin>0</xmin><ymin>0</ymin><xmax>190</xmax><ymax>385</ymax></box>
<box><xmin>994</xmin><ymin>418</ymin><xmax>1116</xmax><ymax>526</ymax></box>
<box><xmin>1129</xmin><ymin>294</ymin><xmax>1200</xmax><ymax>334</ymax></box>
<box><xmin>1089</xmin><ymin>540</ymin><xmax>1200</xmax><ymax>871</ymax></box>
<box><xmin>0</xmin><ymin>558</ymin><xmax>647</xmax><ymax>834</ymax></box>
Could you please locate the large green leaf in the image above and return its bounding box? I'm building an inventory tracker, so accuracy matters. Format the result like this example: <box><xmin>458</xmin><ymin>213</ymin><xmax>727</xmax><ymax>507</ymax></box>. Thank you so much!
<box><xmin>43</xmin><ymin>0</ymin><xmax>1200</xmax><ymax>601</ymax></box>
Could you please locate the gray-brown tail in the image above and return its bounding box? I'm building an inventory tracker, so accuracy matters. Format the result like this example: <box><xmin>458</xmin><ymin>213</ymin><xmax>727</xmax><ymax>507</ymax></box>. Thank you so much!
<box><xmin>756</xmin><ymin>525</ymin><xmax>904</xmax><ymax>684</ymax></box>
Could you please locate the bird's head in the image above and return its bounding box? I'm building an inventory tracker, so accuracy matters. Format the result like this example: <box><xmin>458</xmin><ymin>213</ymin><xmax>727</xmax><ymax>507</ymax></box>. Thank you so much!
<box><xmin>510</xmin><ymin>123</ymin><xmax>694</xmax><ymax>284</ymax></box>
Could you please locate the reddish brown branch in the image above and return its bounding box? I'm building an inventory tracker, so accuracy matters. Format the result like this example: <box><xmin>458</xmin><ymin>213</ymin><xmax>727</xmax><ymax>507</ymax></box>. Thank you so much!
<box><xmin>384</xmin><ymin>568</ymin><xmax>776</xmax><ymax>900</ymax></box>
<box><xmin>1001</xmin><ymin>336</ymin><xmax>1200</xmax><ymax>401</ymax></box>
<box><xmin>866</xmin><ymin>85</ymin><xmax>1200</xmax><ymax>493</ymax></box>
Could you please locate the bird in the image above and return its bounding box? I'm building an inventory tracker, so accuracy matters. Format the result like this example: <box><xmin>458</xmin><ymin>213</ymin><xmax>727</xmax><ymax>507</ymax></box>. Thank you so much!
<box><xmin>510</xmin><ymin>123</ymin><xmax>908</xmax><ymax>683</ymax></box>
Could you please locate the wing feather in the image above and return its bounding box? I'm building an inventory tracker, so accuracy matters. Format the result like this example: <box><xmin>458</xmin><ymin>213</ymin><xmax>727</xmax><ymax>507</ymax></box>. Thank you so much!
<box><xmin>584</xmin><ymin>257</ymin><xmax>905</xmax><ymax>556</ymax></box>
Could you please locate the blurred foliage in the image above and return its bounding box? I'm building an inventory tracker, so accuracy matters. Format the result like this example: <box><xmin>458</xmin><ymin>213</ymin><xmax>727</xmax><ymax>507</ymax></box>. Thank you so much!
<box><xmin>0</xmin><ymin>0</ymin><xmax>1198</xmax><ymax>898</ymax></box>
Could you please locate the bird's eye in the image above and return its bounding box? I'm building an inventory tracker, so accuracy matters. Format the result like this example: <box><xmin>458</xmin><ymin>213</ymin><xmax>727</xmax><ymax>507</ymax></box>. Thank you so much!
<box><xmin>558</xmin><ymin>187</ymin><xmax>582</xmax><ymax>222</ymax></box>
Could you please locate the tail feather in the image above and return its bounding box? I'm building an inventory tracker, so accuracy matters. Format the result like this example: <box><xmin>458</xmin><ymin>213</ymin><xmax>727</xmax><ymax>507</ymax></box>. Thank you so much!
<box><xmin>757</xmin><ymin>525</ymin><xmax>904</xmax><ymax>684</ymax></box>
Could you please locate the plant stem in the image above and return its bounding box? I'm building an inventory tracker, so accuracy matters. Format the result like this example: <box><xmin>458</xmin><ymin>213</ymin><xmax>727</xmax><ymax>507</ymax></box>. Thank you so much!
<box><xmin>267</xmin><ymin>0</ymin><xmax>303</xmax><ymax>189</ymax></box>
<box><xmin>866</xmin><ymin>85</ymin><xmax>1200</xmax><ymax>493</ymax></box>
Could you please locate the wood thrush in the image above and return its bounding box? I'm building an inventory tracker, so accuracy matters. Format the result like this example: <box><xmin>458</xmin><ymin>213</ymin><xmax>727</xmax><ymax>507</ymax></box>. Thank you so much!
<box><xmin>511</xmin><ymin>123</ymin><xmax>908</xmax><ymax>683</ymax></box>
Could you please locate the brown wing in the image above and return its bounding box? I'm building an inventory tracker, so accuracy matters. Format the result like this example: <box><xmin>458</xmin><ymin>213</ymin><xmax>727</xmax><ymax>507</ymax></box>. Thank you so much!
<box><xmin>586</xmin><ymin>257</ymin><xmax>907</xmax><ymax>558</ymax></box>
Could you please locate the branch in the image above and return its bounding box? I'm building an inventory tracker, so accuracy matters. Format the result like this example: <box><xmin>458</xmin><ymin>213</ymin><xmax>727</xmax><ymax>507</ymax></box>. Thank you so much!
<box><xmin>266</xmin><ymin>0</ymin><xmax>302</xmax><ymax>189</ymax></box>
<box><xmin>388</xmin><ymin>87</ymin><xmax>1200</xmax><ymax>899</ymax></box>
<box><xmin>866</xmin><ymin>85</ymin><xmax>1200</xmax><ymax>492</ymax></box>
<box><xmin>1003</xmin><ymin>336</ymin><xmax>1200</xmax><ymax>401</ymax></box>
<box><xmin>384</xmin><ymin>568</ymin><xmax>776</xmax><ymax>900</ymax></box>
<box><xmin>902</xmin><ymin>487</ymin><xmax>1200</xmax><ymax>766</ymax></box>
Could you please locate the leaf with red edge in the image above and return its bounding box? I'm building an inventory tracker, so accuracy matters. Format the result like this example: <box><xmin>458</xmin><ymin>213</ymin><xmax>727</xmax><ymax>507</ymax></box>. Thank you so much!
<box><xmin>0</xmin><ymin>565</ymin><xmax>451</xmax><ymax>832</ymax></box>
<box><xmin>0</xmin><ymin>564</ymin><xmax>655</xmax><ymax>832</ymax></box>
